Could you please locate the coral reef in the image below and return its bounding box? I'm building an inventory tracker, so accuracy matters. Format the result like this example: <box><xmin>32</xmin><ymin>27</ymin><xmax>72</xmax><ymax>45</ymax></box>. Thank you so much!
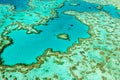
<box><xmin>0</xmin><ymin>10</ymin><xmax>119</xmax><ymax>79</ymax></box>
<box><xmin>0</xmin><ymin>0</ymin><xmax>120</xmax><ymax>79</ymax></box>
<box><xmin>57</xmin><ymin>33</ymin><xmax>70</xmax><ymax>40</ymax></box>
<box><xmin>0</xmin><ymin>0</ymin><xmax>65</xmax><ymax>57</ymax></box>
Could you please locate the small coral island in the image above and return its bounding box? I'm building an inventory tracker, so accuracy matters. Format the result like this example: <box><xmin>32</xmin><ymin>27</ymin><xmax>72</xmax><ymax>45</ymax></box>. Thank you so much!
<box><xmin>57</xmin><ymin>33</ymin><xmax>69</xmax><ymax>40</ymax></box>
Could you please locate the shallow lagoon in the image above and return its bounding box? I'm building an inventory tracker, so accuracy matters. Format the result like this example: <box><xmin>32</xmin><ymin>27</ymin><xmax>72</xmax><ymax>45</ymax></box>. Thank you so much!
<box><xmin>1</xmin><ymin>0</ymin><xmax>120</xmax><ymax>65</ymax></box>
<box><xmin>1</xmin><ymin>12</ymin><xmax>90</xmax><ymax>65</ymax></box>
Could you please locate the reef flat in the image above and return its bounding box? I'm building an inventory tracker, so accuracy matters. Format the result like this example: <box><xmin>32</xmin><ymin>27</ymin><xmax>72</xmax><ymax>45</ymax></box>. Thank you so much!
<box><xmin>0</xmin><ymin>0</ymin><xmax>120</xmax><ymax>80</ymax></box>
<box><xmin>0</xmin><ymin>9</ymin><xmax>120</xmax><ymax>80</ymax></box>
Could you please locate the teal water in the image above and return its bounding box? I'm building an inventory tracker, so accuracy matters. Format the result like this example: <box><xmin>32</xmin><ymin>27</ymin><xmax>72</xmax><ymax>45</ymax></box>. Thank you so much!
<box><xmin>62</xmin><ymin>1</ymin><xmax>100</xmax><ymax>12</ymax></box>
<box><xmin>1</xmin><ymin>0</ymin><xmax>120</xmax><ymax>65</ymax></box>
<box><xmin>102</xmin><ymin>5</ymin><xmax>120</xmax><ymax>18</ymax></box>
<box><xmin>0</xmin><ymin>0</ymin><xmax>30</xmax><ymax>10</ymax></box>
<box><xmin>63</xmin><ymin>1</ymin><xmax>120</xmax><ymax>18</ymax></box>
<box><xmin>1</xmin><ymin>13</ymin><xmax>90</xmax><ymax>65</ymax></box>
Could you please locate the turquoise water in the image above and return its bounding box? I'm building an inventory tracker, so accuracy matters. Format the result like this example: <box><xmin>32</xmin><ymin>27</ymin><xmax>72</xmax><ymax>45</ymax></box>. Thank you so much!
<box><xmin>1</xmin><ymin>0</ymin><xmax>120</xmax><ymax>65</ymax></box>
<box><xmin>0</xmin><ymin>0</ymin><xmax>30</xmax><ymax>10</ymax></box>
<box><xmin>1</xmin><ymin>13</ymin><xmax>90</xmax><ymax>65</ymax></box>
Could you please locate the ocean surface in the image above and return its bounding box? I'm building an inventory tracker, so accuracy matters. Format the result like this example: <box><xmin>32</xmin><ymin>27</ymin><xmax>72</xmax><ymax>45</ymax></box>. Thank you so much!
<box><xmin>0</xmin><ymin>0</ymin><xmax>30</xmax><ymax>10</ymax></box>
<box><xmin>0</xmin><ymin>0</ymin><xmax>120</xmax><ymax>65</ymax></box>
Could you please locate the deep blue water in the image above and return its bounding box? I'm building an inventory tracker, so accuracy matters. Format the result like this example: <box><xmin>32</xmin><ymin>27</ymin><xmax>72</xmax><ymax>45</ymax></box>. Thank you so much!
<box><xmin>61</xmin><ymin>1</ymin><xmax>100</xmax><ymax>12</ymax></box>
<box><xmin>102</xmin><ymin>5</ymin><xmax>120</xmax><ymax>18</ymax></box>
<box><xmin>62</xmin><ymin>1</ymin><xmax>120</xmax><ymax>18</ymax></box>
<box><xmin>1</xmin><ymin>0</ymin><xmax>120</xmax><ymax>65</ymax></box>
<box><xmin>0</xmin><ymin>0</ymin><xmax>30</xmax><ymax>10</ymax></box>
